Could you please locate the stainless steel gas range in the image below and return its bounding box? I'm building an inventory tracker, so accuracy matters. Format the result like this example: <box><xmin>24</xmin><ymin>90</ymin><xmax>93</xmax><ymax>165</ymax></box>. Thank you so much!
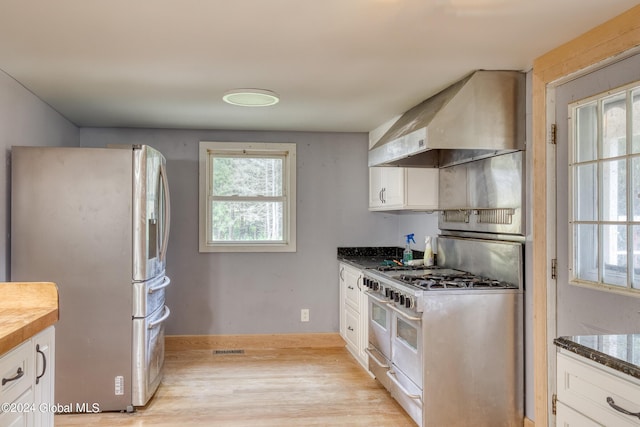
<box><xmin>363</xmin><ymin>151</ymin><xmax>526</xmax><ymax>427</ymax></box>
<box><xmin>363</xmin><ymin>236</ymin><xmax>524</xmax><ymax>427</ymax></box>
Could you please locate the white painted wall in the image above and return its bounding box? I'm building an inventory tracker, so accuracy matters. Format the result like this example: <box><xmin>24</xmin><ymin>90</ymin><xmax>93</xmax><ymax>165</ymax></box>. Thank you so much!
<box><xmin>0</xmin><ymin>70</ymin><xmax>79</xmax><ymax>281</ymax></box>
<box><xmin>79</xmin><ymin>127</ymin><xmax>414</xmax><ymax>334</ymax></box>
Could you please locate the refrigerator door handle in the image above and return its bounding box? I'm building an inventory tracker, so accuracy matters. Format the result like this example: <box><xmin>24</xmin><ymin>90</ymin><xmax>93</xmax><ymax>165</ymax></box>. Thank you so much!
<box><xmin>148</xmin><ymin>306</ymin><xmax>170</xmax><ymax>330</ymax></box>
<box><xmin>159</xmin><ymin>162</ymin><xmax>171</xmax><ymax>264</ymax></box>
<box><xmin>148</xmin><ymin>276</ymin><xmax>171</xmax><ymax>294</ymax></box>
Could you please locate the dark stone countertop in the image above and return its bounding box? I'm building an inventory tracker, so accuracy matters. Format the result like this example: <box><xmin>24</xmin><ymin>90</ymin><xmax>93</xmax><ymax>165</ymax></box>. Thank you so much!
<box><xmin>337</xmin><ymin>247</ymin><xmax>425</xmax><ymax>270</ymax></box>
<box><xmin>554</xmin><ymin>334</ymin><xmax>640</xmax><ymax>380</ymax></box>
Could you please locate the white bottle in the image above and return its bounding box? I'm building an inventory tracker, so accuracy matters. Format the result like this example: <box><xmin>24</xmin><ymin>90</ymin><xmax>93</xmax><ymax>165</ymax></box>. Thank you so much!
<box><xmin>424</xmin><ymin>236</ymin><xmax>434</xmax><ymax>267</ymax></box>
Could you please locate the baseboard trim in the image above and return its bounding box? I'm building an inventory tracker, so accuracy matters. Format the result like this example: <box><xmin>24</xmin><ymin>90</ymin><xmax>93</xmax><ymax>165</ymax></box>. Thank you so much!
<box><xmin>166</xmin><ymin>333</ymin><xmax>345</xmax><ymax>351</ymax></box>
<box><xmin>524</xmin><ymin>417</ymin><xmax>534</xmax><ymax>427</ymax></box>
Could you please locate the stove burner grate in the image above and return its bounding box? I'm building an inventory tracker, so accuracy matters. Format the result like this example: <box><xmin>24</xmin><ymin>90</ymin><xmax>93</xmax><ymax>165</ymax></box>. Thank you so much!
<box><xmin>398</xmin><ymin>273</ymin><xmax>517</xmax><ymax>290</ymax></box>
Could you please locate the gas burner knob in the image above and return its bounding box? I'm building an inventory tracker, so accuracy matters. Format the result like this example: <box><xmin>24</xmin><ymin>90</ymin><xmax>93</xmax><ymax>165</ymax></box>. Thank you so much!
<box><xmin>394</xmin><ymin>293</ymin><xmax>400</xmax><ymax>303</ymax></box>
<box><xmin>405</xmin><ymin>296</ymin><xmax>413</xmax><ymax>309</ymax></box>
<box><xmin>373</xmin><ymin>282</ymin><xmax>379</xmax><ymax>291</ymax></box>
<box><xmin>399</xmin><ymin>295</ymin><xmax>405</xmax><ymax>305</ymax></box>
<box><xmin>388</xmin><ymin>290</ymin><xmax>395</xmax><ymax>300</ymax></box>
<box><xmin>385</xmin><ymin>288</ymin><xmax>391</xmax><ymax>298</ymax></box>
<box><xmin>363</xmin><ymin>278</ymin><xmax>369</xmax><ymax>288</ymax></box>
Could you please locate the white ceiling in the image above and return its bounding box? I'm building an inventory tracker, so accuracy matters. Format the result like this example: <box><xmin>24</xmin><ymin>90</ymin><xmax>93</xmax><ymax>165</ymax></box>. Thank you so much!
<box><xmin>0</xmin><ymin>0</ymin><xmax>638</xmax><ymax>132</ymax></box>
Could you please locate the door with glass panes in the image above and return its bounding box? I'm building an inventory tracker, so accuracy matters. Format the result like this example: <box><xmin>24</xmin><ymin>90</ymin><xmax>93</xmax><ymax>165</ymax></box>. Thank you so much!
<box><xmin>556</xmin><ymin>52</ymin><xmax>640</xmax><ymax>336</ymax></box>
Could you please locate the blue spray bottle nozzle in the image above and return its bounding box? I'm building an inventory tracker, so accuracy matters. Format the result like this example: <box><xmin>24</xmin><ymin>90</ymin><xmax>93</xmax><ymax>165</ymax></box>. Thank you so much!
<box><xmin>403</xmin><ymin>234</ymin><xmax>415</xmax><ymax>264</ymax></box>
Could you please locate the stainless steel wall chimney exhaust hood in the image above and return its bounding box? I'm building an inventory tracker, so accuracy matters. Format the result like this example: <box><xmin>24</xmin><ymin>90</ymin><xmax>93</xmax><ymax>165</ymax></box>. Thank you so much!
<box><xmin>368</xmin><ymin>70</ymin><xmax>525</xmax><ymax>168</ymax></box>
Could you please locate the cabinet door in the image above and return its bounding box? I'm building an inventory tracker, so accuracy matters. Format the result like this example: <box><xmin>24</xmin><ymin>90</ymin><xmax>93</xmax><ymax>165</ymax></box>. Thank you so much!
<box><xmin>369</xmin><ymin>167</ymin><xmax>404</xmax><ymax>209</ymax></box>
<box><xmin>368</xmin><ymin>168</ymin><xmax>385</xmax><ymax>208</ymax></box>
<box><xmin>0</xmin><ymin>388</ymin><xmax>34</xmax><ymax>427</ymax></box>
<box><xmin>339</xmin><ymin>264</ymin><xmax>346</xmax><ymax>338</ymax></box>
<box><xmin>33</xmin><ymin>327</ymin><xmax>55</xmax><ymax>427</ymax></box>
<box><xmin>405</xmin><ymin>168</ymin><xmax>439</xmax><ymax>209</ymax></box>
<box><xmin>380</xmin><ymin>167</ymin><xmax>404</xmax><ymax>208</ymax></box>
<box><xmin>556</xmin><ymin>401</ymin><xmax>602</xmax><ymax>427</ymax></box>
<box><xmin>344</xmin><ymin>305</ymin><xmax>359</xmax><ymax>353</ymax></box>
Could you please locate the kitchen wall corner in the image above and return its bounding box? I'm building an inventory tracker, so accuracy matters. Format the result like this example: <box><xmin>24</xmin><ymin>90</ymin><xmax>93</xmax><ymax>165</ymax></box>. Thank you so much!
<box><xmin>0</xmin><ymin>69</ymin><xmax>79</xmax><ymax>281</ymax></box>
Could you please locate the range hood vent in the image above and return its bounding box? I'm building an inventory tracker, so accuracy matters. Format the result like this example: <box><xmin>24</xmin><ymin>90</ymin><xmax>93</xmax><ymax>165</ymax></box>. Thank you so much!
<box><xmin>368</xmin><ymin>70</ymin><xmax>525</xmax><ymax>168</ymax></box>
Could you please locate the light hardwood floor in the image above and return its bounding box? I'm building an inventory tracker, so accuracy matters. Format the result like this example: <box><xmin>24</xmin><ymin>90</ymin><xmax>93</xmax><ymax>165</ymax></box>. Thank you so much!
<box><xmin>55</xmin><ymin>346</ymin><xmax>415</xmax><ymax>426</ymax></box>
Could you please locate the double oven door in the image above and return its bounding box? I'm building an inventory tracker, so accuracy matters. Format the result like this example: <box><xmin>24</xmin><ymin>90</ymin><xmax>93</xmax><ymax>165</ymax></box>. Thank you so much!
<box><xmin>366</xmin><ymin>290</ymin><xmax>423</xmax><ymax>425</ymax></box>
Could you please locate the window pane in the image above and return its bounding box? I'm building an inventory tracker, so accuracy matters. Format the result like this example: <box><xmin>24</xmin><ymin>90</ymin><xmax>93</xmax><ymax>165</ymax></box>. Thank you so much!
<box><xmin>602</xmin><ymin>224</ymin><xmax>627</xmax><ymax>287</ymax></box>
<box><xmin>576</xmin><ymin>102</ymin><xmax>598</xmax><ymax>162</ymax></box>
<box><xmin>633</xmin><ymin>225</ymin><xmax>640</xmax><ymax>289</ymax></box>
<box><xmin>603</xmin><ymin>93</ymin><xmax>627</xmax><ymax>158</ymax></box>
<box><xmin>633</xmin><ymin>157</ymin><xmax>640</xmax><ymax>221</ymax></box>
<box><xmin>574</xmin><ymin>163</ymin><xmax>597</xmax><ymax>221</ymax></box>
<box><xmin>633</xmin><ymin>90</ymin><xmax>640</xmax><ymax>153</ymax></box>
<box><xmin>210</xmin><ymin>201</ymin><xmax>283</xmax><ymax>242</ymax></box>
<box><xmin>575</xmin><ymin>223</ymin><xmax>598</xmax><ymax>282</ymax></box>
<box><xmin>212</xmin><ymin>157</ymin><xmax>283</xmax><ymax>197</ymax></box>
<box><xmin>602</xmin><ymin>159</ymin><xmax>626</xmax><ymax>221</ymax></box>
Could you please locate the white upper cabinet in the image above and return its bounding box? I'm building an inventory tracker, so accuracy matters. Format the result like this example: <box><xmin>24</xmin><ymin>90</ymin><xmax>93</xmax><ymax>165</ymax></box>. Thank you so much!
<box><xmin>368</xmin><ymin>116</ymin><xmax>439</xmax><ymax>211</ymax></box>
<box><xmin>369</xmin><ymin>167</ymin><xmax>439</xmax><ymax>211</ymax></box>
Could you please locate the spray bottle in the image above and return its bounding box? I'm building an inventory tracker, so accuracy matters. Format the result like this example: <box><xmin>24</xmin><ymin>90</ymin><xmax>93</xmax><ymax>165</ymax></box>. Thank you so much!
<box><xmin>424</xmin><ymin>236</ymin><xmax>435</xmax><ymax>267</ymax></box>
<box><xmin>403</xmin><ymin>233</ymin><xmax>415</xmax><ymax>265</ymax></box>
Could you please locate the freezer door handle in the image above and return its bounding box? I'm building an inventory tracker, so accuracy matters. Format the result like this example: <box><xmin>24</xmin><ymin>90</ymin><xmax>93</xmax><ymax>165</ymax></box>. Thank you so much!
<box><xmin>148</xmin><ymin>306</ymin><xmax>171</xmax><ymax>329</ymax></box>
<box><xmin>148</xmin><ymin>276</ymin><xmax>171</xmax><ymax>294</ymax></box>
<box><xmin>159</xmin><ymin>162</ymin><xmax>171</xmax><ymax>264</ymax></box>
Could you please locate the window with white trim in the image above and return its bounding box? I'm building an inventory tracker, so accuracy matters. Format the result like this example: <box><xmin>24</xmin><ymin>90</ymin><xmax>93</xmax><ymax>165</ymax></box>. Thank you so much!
<box><xmin>199</xmin><ymin>141</ymin><xmax>296</xmax><ymax>252</ymax></box>
<box><xmin>569</xmin><ymin>82</ymin><xmax>640</xmax><ymax>292</ymax></box>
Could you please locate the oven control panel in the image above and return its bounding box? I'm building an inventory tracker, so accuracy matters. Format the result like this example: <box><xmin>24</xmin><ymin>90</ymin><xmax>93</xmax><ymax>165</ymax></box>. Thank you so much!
<box><xmin>363</xmin><ymin>276</ymin><xmax>415</xmax><ymax>310</ymax></box>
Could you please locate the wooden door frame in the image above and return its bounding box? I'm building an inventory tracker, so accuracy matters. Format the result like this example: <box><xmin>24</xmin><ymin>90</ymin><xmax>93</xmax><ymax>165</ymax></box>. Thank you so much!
<box><xmin>532</xmin><ymin>5</ymin><xmax>640</xmax><ymax>426</ymax></box>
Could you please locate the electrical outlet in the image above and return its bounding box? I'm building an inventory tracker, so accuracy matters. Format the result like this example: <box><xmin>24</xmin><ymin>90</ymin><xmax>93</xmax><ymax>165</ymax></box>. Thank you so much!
<box><xmin>301</xmin><ymin>309</ymin><xmax>310</xmax><ymax>322</ymax></box>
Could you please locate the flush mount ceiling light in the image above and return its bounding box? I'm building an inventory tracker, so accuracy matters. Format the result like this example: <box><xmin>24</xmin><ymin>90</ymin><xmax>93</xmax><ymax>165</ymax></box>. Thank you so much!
<box><xmin>222</xmin><ymin>89</ymin><xmax>280</xmax><ymax>107</ymax></box>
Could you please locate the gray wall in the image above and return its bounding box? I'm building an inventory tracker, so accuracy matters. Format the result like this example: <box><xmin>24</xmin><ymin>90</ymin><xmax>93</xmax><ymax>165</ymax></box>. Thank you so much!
<box><xmin>0</xmin><ymin>69</ymin><xmax>79</xmax><ymax>281</ymax></box>
<box><xmin>80</xmin><ymin>128</ymin><xmax>411</xmax><ymax>335</ymax></box>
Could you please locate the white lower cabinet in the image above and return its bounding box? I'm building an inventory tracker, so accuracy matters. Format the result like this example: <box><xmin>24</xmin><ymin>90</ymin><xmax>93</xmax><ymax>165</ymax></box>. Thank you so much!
<box><xmin>338</xmin><ymin>262</ymin><xmax>368</xmax><ymax>369</ymax></box>
<box><xmin>0</xmin><ymin>326</ymin><xmax>55</xmax><ymax>427</ymax></box>
<box><xmin>32</xmin><ymin>327</ymin><xmax>55</xmax><ymax>427</ymax></box>
<box><xmin>557</xmin><ymin>349</ymin><xmax>640</xmax><ymax>426</ymax></box>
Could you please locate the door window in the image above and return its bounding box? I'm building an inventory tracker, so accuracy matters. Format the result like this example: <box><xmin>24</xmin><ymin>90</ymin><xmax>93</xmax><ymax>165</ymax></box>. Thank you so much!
<box><xmin>396</xmin><ymin>318</ymin><xmax>418</xmax><ymax>351</ymax></box>
<box><xmin>371</xmin><ymin>303</ymin><xmax>387</xmax><ymax>329</ymax></box>
<box><xmin>569</xmin><ymin>82</ymin><xmax>640</xmax><ymax>291</ymax></box>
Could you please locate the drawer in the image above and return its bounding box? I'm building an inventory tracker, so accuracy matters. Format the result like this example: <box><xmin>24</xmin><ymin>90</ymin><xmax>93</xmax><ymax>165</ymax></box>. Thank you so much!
<box><xmin>0</xmin><ymin>340</ymin><xmax>32</xmax><ymax>407</ymax></box>
<box><xmin>344</xmin><ymin>305</ymin><xmax>359</xmax><ymax>351</ymax></box>
<box><xmin>557</xmin><ymin>350</ymin><xmax>640</xmax><ymax>426</ymax></box>
<box><xmin>556</xmin><ymin>401</ymin><xmax>602</xmax><ymax>427</ymax></box>
<box><xmin>343</xmin><ymin>269</ymin><xmax>361</xmax><ymax>311</ymax></box>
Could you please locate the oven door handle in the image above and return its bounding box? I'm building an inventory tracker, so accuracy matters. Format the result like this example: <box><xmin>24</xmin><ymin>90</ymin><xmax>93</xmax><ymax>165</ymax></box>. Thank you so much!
<box><xmin>365</xmin><ymin>291</ymin><xmax>391</xmax><ymax>305</ymax></box>
<box><xmin>386</xmin><ymin>370</ymin><xmax>422</xmax><ymax>402</ymax></box>
<box><xmin>364</xmin><ymin>348</ymin><xmax>389</xmax><ymax>368</ymax></box>
<box><xmin>148</xmin><ymin>306</ymin><xmax>171</xmax><ymax>329</ymax></box>
<box><xmin>149</xmin><ymin>276</ymin><xmax>171</xmax><ymax>294</ymax></box>
<box><xmin>387</xmin><ymin>303</ymin><xmax>422</xmax><ymax>322</ymax></box>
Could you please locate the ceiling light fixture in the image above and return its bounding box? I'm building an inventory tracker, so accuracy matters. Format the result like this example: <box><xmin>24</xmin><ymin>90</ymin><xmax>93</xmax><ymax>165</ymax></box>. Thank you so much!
<box><xmin>222</xmin><ymin>88</ymin><xmax>280</xmax><ymax>107</ymax></box>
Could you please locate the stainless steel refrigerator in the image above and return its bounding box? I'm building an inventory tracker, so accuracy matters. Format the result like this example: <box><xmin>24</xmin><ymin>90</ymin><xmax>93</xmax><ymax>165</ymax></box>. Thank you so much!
<box><xmin>10</xmin><ymin>145</ymin><xmax>171</xmax><ymax>412</ymax></box>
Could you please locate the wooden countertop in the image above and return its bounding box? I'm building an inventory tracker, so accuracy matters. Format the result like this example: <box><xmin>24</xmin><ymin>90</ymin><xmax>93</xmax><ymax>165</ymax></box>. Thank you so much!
<box><xmin>0</xmin><ymin>282</ymin><xmax>59</xmax><ymax>356</ymax></box>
